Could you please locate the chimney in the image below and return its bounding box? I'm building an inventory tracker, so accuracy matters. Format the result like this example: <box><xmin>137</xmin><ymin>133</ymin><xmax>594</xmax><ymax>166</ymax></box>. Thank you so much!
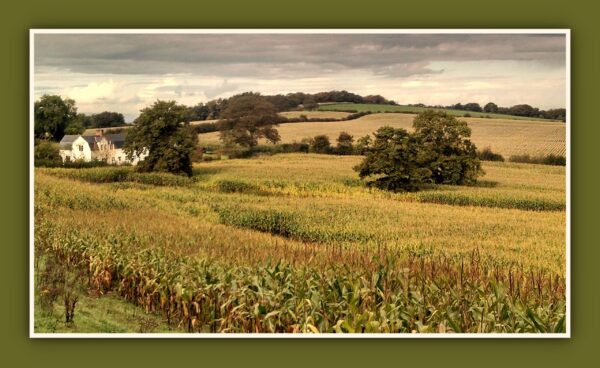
<box><xmin>96</xmin><ymin>129</ymin><xmax>104</xmax><ymax>137</ymax></box>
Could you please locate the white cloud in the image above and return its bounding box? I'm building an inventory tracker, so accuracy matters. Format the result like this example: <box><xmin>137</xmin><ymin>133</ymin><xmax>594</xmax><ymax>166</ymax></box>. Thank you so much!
<box><xmin>33</xmin><ymin>34</ymin><xmax>567</xmax><ymax>121</ymax></box>
<box><xmin>64</xmin><ymin>80</ymin><xmax>119</xmax><ymax>103</ymax></box>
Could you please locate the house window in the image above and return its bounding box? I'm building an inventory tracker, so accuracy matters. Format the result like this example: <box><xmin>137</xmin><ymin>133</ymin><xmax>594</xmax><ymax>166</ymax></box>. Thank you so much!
<box><xmin>79</xmin><ymin>145</ymin><xmax>84</xmax><ymax>152</ymax></box>
<box><xmin>118</xmin><ymin>156</ymin><xmax>121</xmax><ymax>162</ymax></box>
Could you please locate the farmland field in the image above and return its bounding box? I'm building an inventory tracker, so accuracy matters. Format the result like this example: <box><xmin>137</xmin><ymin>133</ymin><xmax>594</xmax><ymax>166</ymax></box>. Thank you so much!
<box><xmin>199</xmin><ymin>113</ymin><xmax>566</xmax><ymax>158</ymax></box>
<box><xmin>317</xmin><ymin>103</ymin><xmax>557</xmax><ymax>121</ymax></box>
<box><xmin>34</xmin><ymin>154</ymin><xmax>566</xmax><ymax>333</ymax></box>
<box><xmin>279</xmin><ymin>111</ymin><xmax>352</xmax><ymax>120</ymax></box>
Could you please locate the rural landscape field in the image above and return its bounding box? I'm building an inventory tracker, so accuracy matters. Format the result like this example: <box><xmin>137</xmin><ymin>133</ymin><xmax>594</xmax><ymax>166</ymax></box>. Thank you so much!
<box><xmin>199</xmin><ymin>110</ymin><xmax>566</xmax><ymax>158</ymax></box>
<box><xmin>34</xmin><ymin>147</ymin><xmax>566</xmax><ymax>333</ymax></box>
<box><xmin>33</xmin><ymin>32</ymin><xmax>568</xmax><ymax>335</ymax></box>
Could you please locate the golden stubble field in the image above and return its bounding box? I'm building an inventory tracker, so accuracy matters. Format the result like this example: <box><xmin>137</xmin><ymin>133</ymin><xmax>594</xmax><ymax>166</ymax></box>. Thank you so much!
<box><xmin>199</xmin><ymin>113</ymin><xmax>566</xmax><ymax>158</ymax></box>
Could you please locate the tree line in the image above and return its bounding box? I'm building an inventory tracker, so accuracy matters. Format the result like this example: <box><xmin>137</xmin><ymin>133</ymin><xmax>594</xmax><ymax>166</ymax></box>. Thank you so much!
<box><xmin>409</xmin><ymin>101</ymin><xmax>566</xmax><ymax>121</ymax></box>
<box><xmin>34</xmin><ymin>91</ymin><xmax>395</xmax><ymax>141</ymax></box>
<box><xmin>187</xmin><ymin>90</ymin><xmax>396</xmax><ymax>120</ymax></box>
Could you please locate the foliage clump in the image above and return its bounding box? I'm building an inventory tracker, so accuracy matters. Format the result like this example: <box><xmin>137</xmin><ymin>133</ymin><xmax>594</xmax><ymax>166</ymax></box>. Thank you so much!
<box><xmin>355</xmin><ymin>110</ymin><xmax>483</xmax><ymax>191</ymax></box>
<box><xmin>509</xmin><ymin>154</ymin><xmax>566</xmax><ymax>166</ymax></box>
<box><xmin>218</xmin><ymin>93</ymin><xmax>281</xmax><ymax>148</ymax></box>
<box><xmin>336</xmin><ymin>131</ymin><xmax>354</xmax><ymax>155</ymax></box>
<box><xmin>124</xmin><ymin>100</ymin><xmax>197</xmax><ymax>176</ymax></box>
<box><xmin>34</xmin><ymin>95</ymin><xmax>79</xmax><ymax>140</ymax></box>
<box><xmin>477</xmin><ymin>147</ymin><xmax>505</xmax><ymax>162</ymax></box>
<box><xmin>34</xmin><ymin>141</ymin><xmax>62</xmax><ymax>167</ymax></box>
<box><xmin>309</xmin><ymin>135</ymin><xmax>332</xmax><ymax>154</ymax></box>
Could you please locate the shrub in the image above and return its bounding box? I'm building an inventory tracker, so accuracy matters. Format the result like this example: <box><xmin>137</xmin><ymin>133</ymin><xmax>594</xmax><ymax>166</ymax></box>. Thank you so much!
<box><xmin>336</xmin><ymin>131</ymin><xmax>354</xmax><ymax>155</ymax></box>
<box><xmin>309</xmin><ymin>135</ymin><xmax>332</xmax><ymax>154</ymax></box>
<box><xmin>477</xmin><ymin>147</ymin><xmax>505</xmax><ymax>162</ymax></box>
<box><xmin>509</xmin><ymin>154</ymin><xmax>566</xmax><ymax>166</ymax></box>
<box><xmin>34</xmin><ymin>141</ymin><xmax>61</xmax><ymax>167</ymax></box>
<box><xmin>281</xmin><ymin>142</ymin><xmax>309</xmax><ymax>153</ymax></box>
<box><xmin>542</xmin><ymin>154</ymin><xmax>567</xmax><ymax>166</ymax></box>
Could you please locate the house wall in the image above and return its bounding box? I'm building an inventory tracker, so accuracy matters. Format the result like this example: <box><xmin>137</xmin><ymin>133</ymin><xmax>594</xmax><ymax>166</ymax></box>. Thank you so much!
<box><xmin>97</xmin><ymin>137</ymin><xmax>147</xmax><ymax>166</ymax></box>
<box><xmin>59</xmin><ymin>136</ymin><xmax>92</xmax><ymax>162</ymax></box>
<box><xmin>107</xmin><ymin>148</ymin><xmax>128</xmax><ymax>165</ymax></box>
<box><xmin>59</xmin><ymin>135</ymin><xmax>148</xmax><ymax>166</ymax></box>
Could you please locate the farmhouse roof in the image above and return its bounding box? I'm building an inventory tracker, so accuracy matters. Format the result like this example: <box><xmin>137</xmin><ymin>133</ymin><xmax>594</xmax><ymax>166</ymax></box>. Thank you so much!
<box><xmin>104</xmin><ymin>133</ymin><xmax>126</xmax><ymax>149</ymax></box>
<box><xmin>59</xmin><ymin>133</ymin><xmax>127</xmax><ymax>151</ymax></box>
<box><xmin>59</xmin><ymin>135</ymin><xmax>79</xmax><ymax>150</ymax></box>
<box><xmin>82</xmin><ymin>135</ymin><xmax>102</xmax><ymax>150</ymax></box>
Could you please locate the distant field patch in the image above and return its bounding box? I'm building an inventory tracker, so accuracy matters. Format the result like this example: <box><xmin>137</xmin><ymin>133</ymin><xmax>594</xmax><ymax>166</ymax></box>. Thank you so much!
<box><xmin>279</xmin><ymin>111</ymin><xmax>351</xmax><ymax>120</ymax></box>
<box><xmin>318</xmin><ymin>103</ymin><xmax>557</xmax><ymax>121</ymax></box>
<box><xmin>198</xmin><ymin>113</ymin><xmax>565</xmax><ymax>158</ymax></box>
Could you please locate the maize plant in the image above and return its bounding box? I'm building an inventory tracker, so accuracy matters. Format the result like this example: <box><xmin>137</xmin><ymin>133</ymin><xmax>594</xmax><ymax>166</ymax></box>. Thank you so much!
<box><xmin>33</xmin><ymin>154</ymin><xmax>566</xmax><ymax>333</ymax></box>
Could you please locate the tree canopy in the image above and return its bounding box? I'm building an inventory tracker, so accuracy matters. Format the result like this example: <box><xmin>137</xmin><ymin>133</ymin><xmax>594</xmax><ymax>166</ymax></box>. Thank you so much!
<box><xmin>309</xmin><ymin>135</ymin><xmax>331</xmax><ymax>154</ymax></box>
<box><xmin>483</xmin><ymin>102</ymin><xmax>499</xmax><ymax>113</ymax></box>
<box><xmin>336</xmin><ymin>131</ymin><xmax>354</xmax><ymax>155</ymax></box>
<box><xmin>124</xmin><ymin>100</ymin><xmax>197</xmax><ymax>176</ymax></box>
<box><xmin>218</xmin><ymin>93</ymin><xmax>281</xmax><ymax>148</ymax></box>
<box><xmin>412</xmin><ymin>110</ymin><xmax>482</xmax><ymax>185</ymax></box>
<box><xmin>90</xmin><ymin>111</ymin><xmax>126</xmax><ymax>128</ymax></box>
<box><xmin>355</xmin><ymin>110</ymin><xmax>483</xmax><ymax>191</ymax></box>
<box><xmin>34</xmin><ymin>95</ymin><xmax>78</xmax><ymax>140</ymax></box>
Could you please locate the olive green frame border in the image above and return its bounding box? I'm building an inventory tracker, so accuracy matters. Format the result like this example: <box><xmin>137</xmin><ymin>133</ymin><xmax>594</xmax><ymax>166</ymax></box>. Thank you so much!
<box><xmin>2</xmin><ymin>0</ymin><xmax>598</xmax><ymax>366</ymax></box>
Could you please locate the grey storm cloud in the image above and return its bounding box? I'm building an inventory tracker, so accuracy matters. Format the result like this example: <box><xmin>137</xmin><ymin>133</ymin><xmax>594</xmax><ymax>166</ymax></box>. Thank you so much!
<box><xmin>35</xmin><ymin>33</ymin><xmax>566</xmax><ymax>78</ymax></box>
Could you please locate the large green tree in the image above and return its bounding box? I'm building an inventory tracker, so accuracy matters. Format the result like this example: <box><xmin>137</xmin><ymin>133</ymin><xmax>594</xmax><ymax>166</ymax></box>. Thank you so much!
<box><xmin>355</xmin><ymin>110</ymin><xmax>483</xmax><ymax>191</ymax></box>
<box><xmin>412</xmin><ymin>110</ymin><xmax>482</xmax><ymax>185</ymax></box>
<box><xmin>218</xmin><ymin>93</ymin><xmax>281</xmax><ymax>148</ymax></box>
<box><xmin>354</xmin><ymin>126</ymin><xmax>432</xmax><ymax>191</ymax></box>
<box><xmin>34</xmin><ymin>95</ymin><xmax>78</xmax><ymax>140</ymax></box>
<box><xmin>124</xmin><ymin>100</ymin><xmax>197</xmax><ymax>176</ymax></box>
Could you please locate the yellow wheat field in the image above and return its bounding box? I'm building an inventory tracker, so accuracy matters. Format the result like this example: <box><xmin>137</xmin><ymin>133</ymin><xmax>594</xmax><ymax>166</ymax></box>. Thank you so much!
<box><xmin>199</xmin><ymin>113</ymin><xmax>566</xmax><ymax>158</ymax></box>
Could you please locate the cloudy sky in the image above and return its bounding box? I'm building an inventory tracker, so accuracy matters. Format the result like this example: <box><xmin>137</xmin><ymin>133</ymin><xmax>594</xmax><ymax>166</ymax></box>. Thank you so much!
<box><xmin>34</xmin><ymin>32</ymin><xmax>567</xmax><ymax>121</ymax></box>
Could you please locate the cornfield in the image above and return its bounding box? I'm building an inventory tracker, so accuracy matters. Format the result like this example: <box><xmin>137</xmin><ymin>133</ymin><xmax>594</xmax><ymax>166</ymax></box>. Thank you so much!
<box><xmin>34</xmin><ymin>153</ymin><xmax>566</xmax><ymax>333</ymax></box>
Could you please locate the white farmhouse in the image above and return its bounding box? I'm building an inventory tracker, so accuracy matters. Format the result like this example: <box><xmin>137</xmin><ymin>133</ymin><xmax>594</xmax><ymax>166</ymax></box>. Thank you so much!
<box><xmin>59</xmin><ymin>129</ymin><xmax>147</xmax><ymax>165</ymax></box>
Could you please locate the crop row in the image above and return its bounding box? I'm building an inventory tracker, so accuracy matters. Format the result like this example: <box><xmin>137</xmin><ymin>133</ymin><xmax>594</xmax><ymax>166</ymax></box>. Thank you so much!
<box><xmin>40</xmin><ymin>167</ymin><xmax>195</xmax><ymax>187</ymax></box>
<box><xmin>35</xmin><ymin>204</ymin><xmax>565</xmax><ymax>333</ymax></box>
